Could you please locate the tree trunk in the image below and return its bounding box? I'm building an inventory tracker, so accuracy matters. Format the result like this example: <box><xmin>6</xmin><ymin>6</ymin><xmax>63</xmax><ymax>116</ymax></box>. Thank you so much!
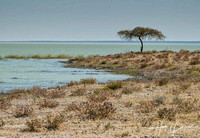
<box><xmin>138</xmin><ymin>37</ymin><xmax>143</xmax><ymax>52</ymax></box>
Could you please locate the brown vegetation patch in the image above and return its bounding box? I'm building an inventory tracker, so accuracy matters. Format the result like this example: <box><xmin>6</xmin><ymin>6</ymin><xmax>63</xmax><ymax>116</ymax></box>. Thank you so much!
<box><xmin>0</xmin><ymin>97</ymin><xmax>11</xmax><ymax>110</ymax></box>
<box><xmin>106</xmin><ymin>81</ymin><xmax>123</xmax><ymax>90</ymax></box>
<box><xmin>87</xmin><ymin>92</ymin><xmax>108</xmax><ymax>103</ymax></box>
<box><xmin>71</xmin><ymin>88</ymin><xmax>86</xmax><ymax>96</ymax></box>
<box><xmin>157</xmin><ymin>108</ymin><xmax>176</xmax><ymax>121</ymax></box>
<box><xmin>45</xmin><ymin>113</ymin><xmax>65</xmax><ymax>130</ymax></box>
<box><xmin>14</xmin><ymin>105</ymin><xmax>34</xmax><ymax>118</ymax></box>
<box><xmin>39</xmin><ymin>99</ymin><xmax>59</xmax><ymax>108</ymax></box>
<box><xmin>0</xmin><ymin>119</ymin><xmax>5</xmax><ymax>128</ymax></box>
<box><xmin>80</xmin><ymin>102</ymin><xmax>116</xmax><ymax>120</ymax></box>
<box><xmin>80</xmin><ymin>78</ymin><xmax>97</xmax><ymax>84</ymax></box>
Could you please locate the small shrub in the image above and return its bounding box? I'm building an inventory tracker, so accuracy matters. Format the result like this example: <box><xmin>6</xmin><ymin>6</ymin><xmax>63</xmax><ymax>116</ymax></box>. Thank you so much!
<box><xmin>179</xmin><ymin>83</ymin><xmax>191</xmax><ymax>90</ymax></box>
<box><xmin>154</xmin><ymin>64</ymin><xmax>166</xmax><ymax>69</ymax></box>
<box><xmin>80</xmin><ymin>78</ymin><xmax>97</xmax><ymax>84</ymax></box>
<box><xmin>71</xmin><ymin>88</ymin><xmax>86</xmax><ymax>96</ymax></box>
<box><xmin>138</xmin><ymin>101</ymin><xmax>158</xmax><ymax>113</ymax></box>
<box><xmin>6</xmin><ymin>88</ymin><xmax>29</xmax><ymax>99</ymax></box>
<box><xmin>31</xmin><ymin>87</ymin><xmax>48</xmax><ymax>98</ymax></box>
<box><xmin>190</xmin><ymin>57</ymin><xmax>200</xmax><ymax>65</ymax></box>
<box><xmin>124</xmin><ymin>101</ymin><xmax>132</xmax><ymax>108</ymax></box>
<box><xmin>81</xmin><ymin>102</ymin><xmax>116</xmax><ymax>120</ymax></box>
<box><xmin>0</xmin><ymin>119</ymin><xmax>5</xmax><ymax>127</ymax></box>
<box><xmin>48</xmin><ymin>90</ymin><xmax>66</xmax><ymax>99</ymax></box>
<box><xmin>153</xmin><ymin>96</ymin><xmax>166</xmax><ymax>105</ymax></box>
<box><xmin>156</xmin><ymin>78</ymin><xmax>169</xmax><ymax>86</ymax></box>
<box><xmin>93</xmin><ymin>88</ymin><xmax>103</xmax><ymax>94</ymax></box>
<box><xmin>101</xmin><ymin>60</ymin><xmax>107</xmax><ymax>64</ymax></box>
<box><xmin>122</xmin><ymin>87</ymin><xmax>133</xmax><ymax>95</ymax></box>
<box><xmin>39</xmin><ymin>99</ymin><xmax>59</xmax><ymax>108</ymax></box>
<box><xmin>66</xmin><ymin>103</ymin><xmax>80</xmax><ymax>112</ymax></box>
<box><xmin>87</xmin><ymin>92</ymin><xmax>108</xmax><ymax>103</ymax></box>
<box><xmin>121</xmin><ymin>132</ymin><xmax>129</xmax><ymax>137</ymax></box>
<box><xmin>106</xmin><ymin>81</ymin><xmax>123</xmax><ymax>90</ymax></box>
<box><xmin>0</xmin><ymin>97</ymin><xmax>11</xmax><ymax>110</ymax></box>
<box><xmin>14</xmin><ymin>105</ymin><xmax>33</xmax><ymax>118</ymax></box>
<box><xmin>172</xmin><ymin>96</ymin><xmax>183</xmax><ymax>105</ymax></box>
<box><xmin>26</xmin><ymin>118</ymin><xmax>42</xmax><ymax>132</ymax></box>
<box><xmin>138</xmin><ymin>117</ymin><xmax>154</xmax><ymax>127</ymax></box>
<box><xmin>157</xmin><ymin>108</ymin><xmax>176</xmax><ymax>121</ymax></box>
<box><xmin>140</xmin><ymin>63</ymin><xmax>148</xmax><ymax>68</ymax></box>
<box><xmin>177</xmin><ymin>99</ymin><xmax>198</xmax><ymax>113</ymax></box>
<box><xmin>104</xmin><ymin>122</ymin><xmax>113</xmax><ymax>131</ymax></box>
<box><xmin>67</xmin><ymin>81</ymin><xmax>79</xmax><ymax>87</ymax></box>
<box><xmin>45</xmin><ymin>113</ymin><xmax>65</xmax><ymax>130</ymax></box>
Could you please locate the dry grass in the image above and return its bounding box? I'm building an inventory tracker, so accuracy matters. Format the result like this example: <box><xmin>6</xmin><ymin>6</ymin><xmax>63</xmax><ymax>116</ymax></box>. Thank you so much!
<box><xmin>26</xmin><ymin>118</ymin><xmax>43</xmax><ymax>132</ymax></box>
<box><xmin>190</xmin><ymin>57</ymin><xmax>200</xmax><ymax>65</ymax></box>
<box><xmin>39</xmin><ymin>99</ymin><xmax>59</xmax><ymax>108</ymax></box>
<box><xmin>1</xmin><ymin>51</ymin><xmax>200</xmax><ymax>137</ymax></box>
<box><xmin>153</xmin><ymin>96</ymin><xmax>166</xmax><ymax>105</ymax></box>
<box><xmin>157</xmin><ymin>108</ymin><xmax>176</xmax><ymax>121</ymax></box>
<box><xmin>80</xmin><ymin>78</ymin><xmax>97</xmax><ymax>84</ymax></box>
<box><xmin>156</xmin><ymin>78</ymin><xmax>169</xmax><ymax>86</ymax></box>
<box><xmin>5</xmin><ymin>54</ymin><xmax>72</xmax><ymax>59</ymax></box>
<box><xmin>176</xmin><ymin>99</ymin><xmax>199</xmax><ymax>113</ymax></box>
<box><xmin>66</xmin><ymin>102</ymin><xmax>80</xmax><ymax>112</ymax></box>
<box><xmin>47</xmin><ymin>90</ymin><xmax>66</xmax><ymax>99</ymax></box>
<box><xmin>80</xmin><ymin>102</ymin><xmax>116</xmax><ymax>120</ymax></box>
<box><xmin>0</xmin><ymin>97</ymin><xmax>11</xmax><ymax>110</ymax></box>
<box><xmin>67</xmin><ymin>81</ymin><xmax>79</xmax><ymax>87</ymax></box>
<box><xmin>45</xmin><ymin>113</ymin><xmax>65</xmax><ymax>130</ymax></box>
<box><xmin>121</xmin><ymin>87</ymin><xmax>133</xmax><ymax>94</ymax></box>
<box><xmin>14</xmin><ymin>105</ymin><xmax>34</xmax><ymax>118</ymax></box>
<box><xmin>106</xmin><ymin>81</ymin><xmax>123</xmax><ymax>90</ymax></box>
<box><xmin>0</xmin><ymin>119</ymin><xmax>5</xmax><ymax>127</ymax></box>
<box><xmin>87</xmin><ymin>92</ymin><xmax>108</xmax><ymax>103</ymax></box>
<box><xmin>71</xmin><ymin>88</ymin><xmax>86</xmax><ymax>96</ymax></box>
<box><xmin>138</xmin><ymin>101</ymin><xmax>159</xmax><ymax>113</ymax></box>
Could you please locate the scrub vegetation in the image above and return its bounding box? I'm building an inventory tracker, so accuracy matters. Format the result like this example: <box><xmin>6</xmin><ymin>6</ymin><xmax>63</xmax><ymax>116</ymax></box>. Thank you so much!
<box><xmin>2</xmin><ymin>54</ymin><xmax>81</xmax><ymax>59</ymax></box>
<box><xmin>0</xmin><ymin>50</ymin><xmax>200</xmax><ymax>137</ymax></box>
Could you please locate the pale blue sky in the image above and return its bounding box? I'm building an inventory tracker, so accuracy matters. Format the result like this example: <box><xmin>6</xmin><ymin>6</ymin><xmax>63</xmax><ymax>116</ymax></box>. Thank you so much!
<box><xmin>0</xmin><ymin>0</ymin><xmax>200</xmax><ymax>41</ymax></box>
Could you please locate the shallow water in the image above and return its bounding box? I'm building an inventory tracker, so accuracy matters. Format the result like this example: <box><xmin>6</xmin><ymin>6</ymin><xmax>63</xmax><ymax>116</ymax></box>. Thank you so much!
<box><xmin>0</xmin><ymin>59</ymin><xmax>130</xmax><ymax>92</ymax></box>
<box><xmin>0</xmin><ymin>42</ymin><xmax>199</xmax><ymax>92</ymax></box>
<box><xmin>0</xmin><ymin>42</ymin><xmax>200</xmax><ymax>57</ymax></box>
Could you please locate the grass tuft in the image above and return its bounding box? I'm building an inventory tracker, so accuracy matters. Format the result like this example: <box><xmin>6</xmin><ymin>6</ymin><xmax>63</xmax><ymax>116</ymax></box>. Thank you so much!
<box><xmin>71</xmin><ymin>88</ymin><xmax>86</xmax><ymax>96</ymax></box>
<box><xmin>0</xmin><ymin>97</ymin><xmax>11</xmax><ymax>110</ymax></box>
<box><xmin>14</xmin><ymin>105</ymin><xmax>33</xmax><ymax>118</ymax></box>
<box><xmin>0</xmin><ymin>119</ymin><xmax>5</xmax><ymax>127</ymax></box>
<box><xmin>45</xmin><ymin>113</ymin><xmax>65</xmax><ymax>130</ymax></box>
<box><xmin>80</xmin><ymin>78</ymin><xmax>97</xmax><ymax>84</ymax></box>
<box><xmin>106</xmin><ymin>81</ymin><xmax>123</xmax><ymax>90</ymax></box>
<box><xmin>26</xmin><ymin>118</ymin><xmax>42</xmax><ymax>132</ymax></box>
<box><xmin>39</xmin><ymin>99</ymin><xmax>59</xmax><ymax>108</ymax></box>
<box><xmin>80</xmin><ymin>102</ymin><xmax>116</xmax><ymax>120</ymax></box>
<box><xmin>87</xmin><ymin>92</ymin><xmax>108</xmax><ymax>103</ymax></box>
<box><xmin>157</xmin><ymin>108</ymin><xmax>176</xmax><ymax>121</ymax></box>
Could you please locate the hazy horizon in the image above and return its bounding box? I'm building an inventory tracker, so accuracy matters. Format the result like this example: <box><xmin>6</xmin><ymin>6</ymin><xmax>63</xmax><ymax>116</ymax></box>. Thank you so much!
<box><xmin>1</xmin><ymin>0</ymin><xmax>200</xmax><ymax>41</ymax></box>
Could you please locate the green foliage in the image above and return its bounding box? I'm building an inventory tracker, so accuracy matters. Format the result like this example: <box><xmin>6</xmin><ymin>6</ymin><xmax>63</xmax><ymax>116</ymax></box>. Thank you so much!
<box><xmin>118</xmin><ymin>27</ymin><xmax>166</xmax><ymax>40</ymax></box>
<box><xmin>118</xmin><ymin>27</ymin><xmax>165</xmax><ymax>52</ymax></box>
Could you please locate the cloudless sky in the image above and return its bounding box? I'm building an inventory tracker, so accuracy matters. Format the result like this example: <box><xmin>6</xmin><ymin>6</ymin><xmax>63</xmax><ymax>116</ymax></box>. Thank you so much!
<box><xmin>0</xmin><ymin>0</ymin><xmax>200</xmax><ymax>41</ymax></box>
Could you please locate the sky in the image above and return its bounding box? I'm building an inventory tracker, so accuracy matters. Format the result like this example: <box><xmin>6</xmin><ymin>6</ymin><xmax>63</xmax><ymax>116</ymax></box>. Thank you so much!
<box><xmin>0</xmin><ymin>0</ymin><xmax>200</xmax><ymax>41</ymax></box>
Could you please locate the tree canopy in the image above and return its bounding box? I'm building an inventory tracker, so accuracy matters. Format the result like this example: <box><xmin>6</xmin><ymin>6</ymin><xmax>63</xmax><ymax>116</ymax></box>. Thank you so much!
<box><xmin>118</xmin><ymin>27</ymin><xmax>166</xmax><ymax>52</ymax></box>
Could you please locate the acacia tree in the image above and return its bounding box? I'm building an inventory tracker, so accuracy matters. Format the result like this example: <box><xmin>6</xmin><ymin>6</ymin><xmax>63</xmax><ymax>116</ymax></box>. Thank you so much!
<box><xmin>118</xmin><ymin>27</ymin><xmax>166</xmax><ymax>52</ymax></box>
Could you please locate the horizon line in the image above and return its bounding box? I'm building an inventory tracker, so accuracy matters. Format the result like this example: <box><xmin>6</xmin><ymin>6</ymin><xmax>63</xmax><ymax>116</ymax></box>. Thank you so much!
<box><xmin>0</xmin><ymin>40</ymin><xmax>200</xmax><ymax>43</ymax></box>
